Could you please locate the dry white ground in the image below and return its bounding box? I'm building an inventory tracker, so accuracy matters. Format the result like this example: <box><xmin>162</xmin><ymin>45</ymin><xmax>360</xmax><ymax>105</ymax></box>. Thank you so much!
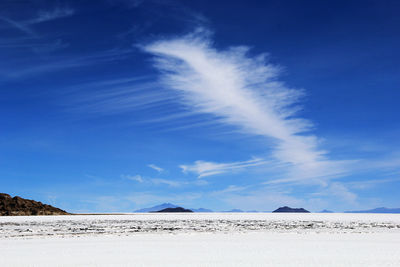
<box><xmin>1</xmin><ymin>213</ymin><xmax>399</xmax><ymax>266</ymax></box>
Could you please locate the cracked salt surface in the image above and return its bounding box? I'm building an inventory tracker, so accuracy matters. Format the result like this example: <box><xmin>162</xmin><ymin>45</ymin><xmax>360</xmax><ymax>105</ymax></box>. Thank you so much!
<box><xmin>1</xmin><ymin>213</ymin><xmax>400</xmax><ymax>266</ymax></box>
<box><xmin>1</xmin><ymin>213</ymin><xmax>400</xmax><ymax>238</ymax></box>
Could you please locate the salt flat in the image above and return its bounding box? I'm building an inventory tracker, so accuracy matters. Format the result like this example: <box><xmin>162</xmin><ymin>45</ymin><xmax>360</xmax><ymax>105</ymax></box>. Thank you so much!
<box><xmin>1</xmin><ymin>213</ymin><xmax>399</xmax><ymax>266</ymax></box>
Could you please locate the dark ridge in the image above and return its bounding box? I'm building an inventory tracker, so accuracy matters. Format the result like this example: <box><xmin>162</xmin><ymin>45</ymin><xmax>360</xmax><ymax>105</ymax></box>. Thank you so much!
<box><xmin>0</xmin><ymin>193</ymin><xmax>70</xmax><ymax>216</ymax></box>
<box><xmin>134</xmin><ymin>203</ymin><xmax>178</xmax><ymax>213</ymax></box>
<box><xmin>273</xmin><ymin>206</ymin><xmax>310</xmax><ymax>213</ymax></box>
<box><xmin>155</xmin><ymin>207</ymin><xmax>193</xmax><ymax>213</ymax></box>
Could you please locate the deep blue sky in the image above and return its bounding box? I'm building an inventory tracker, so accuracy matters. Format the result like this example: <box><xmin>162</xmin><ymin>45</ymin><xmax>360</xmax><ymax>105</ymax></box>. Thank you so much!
<box><xmin>1</xmin><ymin>0</ymin><xmax>399</xmax><ymax>212</ymax></box>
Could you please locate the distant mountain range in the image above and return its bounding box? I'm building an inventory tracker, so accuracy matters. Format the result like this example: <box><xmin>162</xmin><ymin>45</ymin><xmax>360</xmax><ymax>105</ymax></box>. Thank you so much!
<box><xmin>345</xmin><ymin>207</ymin><xmax>400</xmax><ymax>213</ymax></box>
<box><xmin>136</xmin><ymin>203</ymin><xmax>320</xmax><ymax>213</ymax></box>
<box><xmin>134</xmin><ymin>203</ymin><xmax>178</xmax><ymax>212</ymax></box>
<box><xmin>135</xmin><ymin>204</ymin><xmax>400</xmax><ymax>214</ymax></box>
<box><xmin>273</xmin><ymin>206</ymin><xmax>310</xmax><ymax>213</ymax></box>
<box><xmin>156</xmin><ymin>207</ymin><xmax>193</xmax><ymax>213</ymax></box>
<box><xmin>135</xmin><ymin>203</ymin><xmax>213</xmax><ymax>213</ymax></box>
<box><xmin>136</xmin><ymin>204</ymin><xmax>316</xmax><ymax>213</ymax></box>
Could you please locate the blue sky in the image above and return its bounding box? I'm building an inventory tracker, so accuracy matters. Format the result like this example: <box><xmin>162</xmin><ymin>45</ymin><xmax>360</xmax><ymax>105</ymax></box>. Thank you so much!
<box><xmin>1</xmin><ymin>0</ymin><xmax>399</xmax><ymax>212</ymax></box>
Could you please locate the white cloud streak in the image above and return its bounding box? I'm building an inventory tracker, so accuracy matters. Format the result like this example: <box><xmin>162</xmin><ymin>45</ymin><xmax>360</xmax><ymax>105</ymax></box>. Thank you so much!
<box><xmin>180</xmin><ymin>158</ymin><xmax>267</xmax><ymax>178</ymax></box>
<box><xmin>28</xmin><ymin>7</ymin><xmax>75</xmax><ymax>24</ymax></box>
<box><xmin>150</xmin><ymin>178</ymin><xmax>181</xmax><ymax>187</ymax></box>
<box><xmin>143</xmin><ymin>30</ymin><xmax>331</xmax><ymax>180</ymax></box>
<box><xmin>121</xmin><ymin>174</ymin><xmax>144</xmax><ymax>183</ymax></box>
<box><xmin>310</xmin><ymin>182</ymin><xmax>358</xmax><ymax>204</ymax></box>
<box><xmin>0</xmin><ymin>16</ymin><xmax>37</xmax><ymax>37</ymax></box>
<box><xmin>2</xmin><ymin>48</ymin><xmax>134</xmax><ymax>79</ymax></box>
<box><xmin>0</xmin><ymin>7</ymin><xmax>74</xmax><ymax>37</ymax></box>
<box><xmin>347</xmin><ymin>177</ymin><xmax>400</xmax><ymax>190</ymax></box>
<box><xmin>122</xmin><ymin>173</ymin><xmax>206</xmax><ymax>187</ymax></box>
<box><xmin>147</xmin><ymin>164</ymin><xmax>164</xmax><ymax>173</ymax></box>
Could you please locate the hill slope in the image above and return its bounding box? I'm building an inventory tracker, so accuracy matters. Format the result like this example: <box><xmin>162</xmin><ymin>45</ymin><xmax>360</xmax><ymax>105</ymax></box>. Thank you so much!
<box><xmin>0</xmin><ymin>193</ymin><xmax>69</xmax><ymax>216</ymax></box>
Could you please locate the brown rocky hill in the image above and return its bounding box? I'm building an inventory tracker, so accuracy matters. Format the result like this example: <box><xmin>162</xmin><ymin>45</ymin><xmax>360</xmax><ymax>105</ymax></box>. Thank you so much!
<box><xmin>0</xmin><ymin>193</ymin><xmax>69</xmax><ymax>216</ymax></box>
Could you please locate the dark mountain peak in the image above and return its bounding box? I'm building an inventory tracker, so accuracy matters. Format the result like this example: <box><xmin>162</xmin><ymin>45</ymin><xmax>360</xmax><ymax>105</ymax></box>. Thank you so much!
<box><xmin>135</xmin><ymin>203</ymin><xmax>178</xmax><ymax>213</ymax></box>
<box><xmin>156</xmin><ymin>207</ymin><xmax>193</xmax><ymax>213</ymax></box>
<box><xmin>0</xmin><ymin>193</ymin><xmax>69</xmax><ymax>216</ymax></box>
<box><xmin>273</xmin><ymin>206</ymin><xmax>310</xmax><ymax>213</ymax></box>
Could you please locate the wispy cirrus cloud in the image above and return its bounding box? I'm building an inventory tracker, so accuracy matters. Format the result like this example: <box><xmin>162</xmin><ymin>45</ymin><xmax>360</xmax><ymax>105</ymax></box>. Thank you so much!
<box><xmin>147</xmin><ymin>164</ymin><xmax>164</xmax><ymax>173</ymax></box>
<box><xmin>122</xmin><ymin>174</ymin><xmax>181</xmax><ymax>187</ymax></box>
<box><xmin>122</xmin><ymin>172</ymin><xmax>208</xmax><ymax>187</ymax></box>
<box><xmin>0</xmin><ymin>16</ymin><xmax>37</xmax><ymax>37</ymax></box>
<box><xmin>121</xmin><ymin>174</ymin><xmax>144</xmax><ymax>183</ymax></box>
<box><xmin>211</xmin><ymin>185</ymin><xmax>249</xmax><ymax>195</ymax></box>
<box><xmin>0</xmin><ymin>7</ymin><xmax>74</xmax><ymax>36</ymax></box>
<box><xmin>0</xmin><ymin>6</ymin><xmax>74</xmax><ymax>59</ymax></box>
<box><xmin>28</xmin><ymin>7</ymin><xmax>75</xmax><ymax>24</ymax></box>
<box><xmin>150</xmin><ymin>178</ymin><xmax>181</xmax><ymax>187</ymax></box>
<box><xmin>347</xmin><ymin>177</ymin><xmax>400</xmax><ymax>190</ymax></box>
<box><xmin>111</xmin><ymin>0</ymin><xmax>145</xmax><ymax>8</ymax></box>
<box><xmin>1</xmin><ymin>48</ymin><xmax>134</xmax><ymax>80</ymax></box>
<box><xmin>142</xmin><ymin>29</ymin><xmax>339</xmax><ymax>181</ymax></box>
<box><xmin>310</xmin><ymin>182</ymin><xmax>358</xmax><ymax>204</ymax></box>
<box><xmin>180</xmin><ymin>157</ymin><xmax>267</xmax><ymax>178</ymax></box>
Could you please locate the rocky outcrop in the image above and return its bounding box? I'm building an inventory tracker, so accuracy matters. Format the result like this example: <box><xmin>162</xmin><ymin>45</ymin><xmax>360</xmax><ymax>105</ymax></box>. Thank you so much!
<box><xmin>0</xmin><ymin>193</ymin><xmax>69</xmax><ymax>216</ymax></box>
<box><xmin>273</xmin><ymin>206</ymin><xmax>310</xmax><ymax>213</ymax></box>
<box><xmin>156</xmin><ymin>207</ymin><xmax>193</xmax><ymax>212</ymax></box>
